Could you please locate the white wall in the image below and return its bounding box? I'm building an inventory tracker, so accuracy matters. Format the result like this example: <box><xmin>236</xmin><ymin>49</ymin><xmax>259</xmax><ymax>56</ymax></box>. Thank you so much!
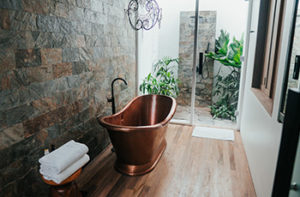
<box><xmin>240</xmin><ymin>0</ymin><xmax>296</xmax><ymax>196</ymax></box>
<box><xmin>137</xmin><ymin>26</ymin><xmax>159</xmax><ymax>94</ymax></box>
<box><xmin>157</xmin><ymin>0</ymin><xmax>249</xmax><ymax>60</ymax></box>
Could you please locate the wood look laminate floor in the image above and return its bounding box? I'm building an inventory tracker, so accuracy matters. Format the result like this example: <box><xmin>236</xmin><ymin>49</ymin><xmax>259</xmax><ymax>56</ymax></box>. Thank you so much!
<box><xmin>77</xmin><ymin>124</ymin><xmax>256</xmax><ymax>197</ymax></box>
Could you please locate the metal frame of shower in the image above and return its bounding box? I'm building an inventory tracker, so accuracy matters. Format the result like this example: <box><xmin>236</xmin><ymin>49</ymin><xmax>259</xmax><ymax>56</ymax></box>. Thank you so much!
<box><xmin>190</xmin><ymin>0</ymin><xmax>200</xmax><ymax>124</ymax></box>
<box><xmin>170</xmin><ymin>0</ymin><xmax>199</xmax><ymax>125</ymax></box>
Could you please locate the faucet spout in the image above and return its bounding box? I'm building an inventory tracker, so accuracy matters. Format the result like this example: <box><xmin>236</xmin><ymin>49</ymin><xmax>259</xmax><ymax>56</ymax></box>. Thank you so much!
<box><xmin>108</xmin><ymin>77</ymin><xmax>128</xmax><ymax>114</ymax></box>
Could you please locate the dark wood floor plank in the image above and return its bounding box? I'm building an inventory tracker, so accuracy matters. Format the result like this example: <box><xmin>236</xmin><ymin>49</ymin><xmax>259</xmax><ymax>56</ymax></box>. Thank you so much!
<box><xmin>77</xmin><ymin>124</ymin><xmax>256</xmax><ymax>197</ymax></box>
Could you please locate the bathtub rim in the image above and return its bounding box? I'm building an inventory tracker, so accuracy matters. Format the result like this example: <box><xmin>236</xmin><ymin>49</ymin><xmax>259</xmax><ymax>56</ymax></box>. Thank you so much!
<box><xmin>98</xmin><ymin>94</ymin><xmax>177</xmax><ymax>132</ymax></box>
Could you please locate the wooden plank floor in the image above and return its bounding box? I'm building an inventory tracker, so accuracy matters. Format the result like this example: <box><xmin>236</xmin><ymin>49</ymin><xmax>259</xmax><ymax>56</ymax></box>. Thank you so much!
<box><xmin>77</xmin><ymin>124</ymin><xmax>256</xmax><ymax>197</ymax></box>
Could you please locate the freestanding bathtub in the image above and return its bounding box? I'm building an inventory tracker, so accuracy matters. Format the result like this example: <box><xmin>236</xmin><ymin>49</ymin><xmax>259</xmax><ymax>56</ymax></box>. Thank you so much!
<box><xmin>98</xmin><ymin>94</ymin><xmax>177</xmax><ymax>176</ymax></box>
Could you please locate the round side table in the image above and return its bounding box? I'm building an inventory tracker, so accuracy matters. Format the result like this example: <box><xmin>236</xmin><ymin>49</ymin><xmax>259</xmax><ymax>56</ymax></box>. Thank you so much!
<box><xmin>41</xmin><ymin>168</ymin><xmax>82</xmax><ymax>197</ymax></box>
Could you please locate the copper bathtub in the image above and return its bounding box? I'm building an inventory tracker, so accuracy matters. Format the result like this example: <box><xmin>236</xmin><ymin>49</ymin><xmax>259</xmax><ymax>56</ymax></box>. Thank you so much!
<box><xmin>98</xmin><ymin>94</ymin><xmax>177</xmax><ymax>176</ymax></box>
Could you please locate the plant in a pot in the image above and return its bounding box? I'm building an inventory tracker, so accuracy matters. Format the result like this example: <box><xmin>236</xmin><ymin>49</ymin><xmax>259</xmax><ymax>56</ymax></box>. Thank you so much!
<box><xmin>205</xmin><ymin>30</ymin><xmax>244</xmax><ymax>121</ymax></box>
<box><xmin>139</xmin><ymin>57</ymin><xmax>180</xmax><ymax>98</ymax></box>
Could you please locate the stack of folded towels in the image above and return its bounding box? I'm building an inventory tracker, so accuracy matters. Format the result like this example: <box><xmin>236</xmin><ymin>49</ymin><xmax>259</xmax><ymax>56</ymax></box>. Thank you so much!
<box><xmin>39</xmin><ymin>140</ymin><xmax>90</xmax><ymax>184</ymax></box>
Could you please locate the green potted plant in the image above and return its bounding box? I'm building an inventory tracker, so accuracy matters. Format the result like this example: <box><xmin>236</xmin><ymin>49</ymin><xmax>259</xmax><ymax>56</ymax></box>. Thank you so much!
<box><xmin>139</xmin><ymin>57</ymin><xmax>180</xmax><ymax>98</ymax></box>
<box><xmin>205</xmin><ymin>30</ymin><xmax>244</xmax><ymax>120</ymax></box>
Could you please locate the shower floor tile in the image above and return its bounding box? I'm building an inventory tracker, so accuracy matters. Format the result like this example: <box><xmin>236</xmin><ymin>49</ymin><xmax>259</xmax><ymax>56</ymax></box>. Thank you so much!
<box><xmin>173</xmin><ymin>105</ymin><xmax>237</xmax><ymax>129</ymax></box>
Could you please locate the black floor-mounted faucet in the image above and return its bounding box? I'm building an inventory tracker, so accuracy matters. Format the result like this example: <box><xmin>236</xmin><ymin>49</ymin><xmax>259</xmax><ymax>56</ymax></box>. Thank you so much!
<box><xmin>107</xmin><ymin>77</ymin><xmax>127</xmax><ymax>114</ymax></box>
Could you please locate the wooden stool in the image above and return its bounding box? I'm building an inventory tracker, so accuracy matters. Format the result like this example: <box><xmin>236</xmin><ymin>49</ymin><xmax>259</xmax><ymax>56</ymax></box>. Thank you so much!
<box><xmin>41</xmin><ymin>168</ymin><xmax>82</xmax><ymax>197</ymax></box>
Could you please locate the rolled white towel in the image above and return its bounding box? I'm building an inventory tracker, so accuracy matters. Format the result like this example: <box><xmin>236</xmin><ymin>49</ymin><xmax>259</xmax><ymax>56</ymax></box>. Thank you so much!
<box><xmin>40</xmin><ymin>154</ymin><xmax>90</xmax><ymax>184</ymax></box>
<box><xmin>39</xmin><ymin>140</ymin><xmax>88</xmax><ymax>176</ymax></box>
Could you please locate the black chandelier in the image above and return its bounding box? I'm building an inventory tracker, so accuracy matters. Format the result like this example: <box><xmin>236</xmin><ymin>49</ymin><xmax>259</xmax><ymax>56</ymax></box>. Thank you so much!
<box><xmin>125</xmin><ymin>0</ymin><xmax>162</xmax><ymax>31</ymax></box>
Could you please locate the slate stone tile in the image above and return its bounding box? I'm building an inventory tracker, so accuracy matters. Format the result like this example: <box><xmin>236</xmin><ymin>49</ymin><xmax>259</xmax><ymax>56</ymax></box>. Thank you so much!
<box><xmin>91</xmin><ymin>0</ymin><xmax>103</xmax><ymax>12</ymax></box>
<box><xmin>0</xmin><ymin>123</ymin><xmax>24</xmax><ymax>151</ymax></box>
<box><xmin>79</xmin><ymin>47</ymin><xmax>92</xmax><ymax>61</ymax></box>
<box><xmin>84</xmin><ymin>9</ymin><xmax>97</xmax><ymax>23</ymax></box>
<box><xmin>0</xmin><ymin>70</ymin><xmax>17</xmax><ymax>91</ymax></box>
<box><xmin>63</xmin><ymin>33</ymin><xmax>77</xmax><ymax>48</ymax></box>
<box><xmin>76</xmin><ymin>35</ymin><xmax>85</xmax><ymax>47</ymax></box>
<box><xmin>53</xmin><ymin>62</ymin><xmax>72</xmax><ymax>78</ymax></box>
<box><xmin>40</xmin><ymin>48</ymin><xmax>62</xmax><ymax>65</ymax></box>
<box><xmin>0</xmin><ymin>48</ymin><xmax>15</xmax><ymax>72</ymax></box>
<box><xmin>57</xmin><ymin>17</ymin><xmax>74</xmax><ymax>34</ymax></box>
<box><xmin>91</xmin><ymin>23</ymin><xmax>104</xmax><ymax>35</ymax></box>
<box><xmin>15</xmin><ymin>49</ymin><xmax>41</xmax><ymax>68</ymax></box>
<box><xmin>5</xmin><ymin>104</ymin><xmax>35</xmax><ymax>127</ymax></box>
<box><xmin>0</xmin><ymin>0</ymin><xmax>22</xmax><ymax>10</ymax></box>
<box><xmin>68</xmin><ymin>6</ymin><xmax>84</xmax><ymax>21</ymax></box>
<box><xmin>46</xmin><ymin>124</ymin><xmax>61</xmax><ymax>140</ymax></box>
<box><xmin>31</xmin><ymin>97</ymin><xmax>57</xmax><ymax>116</ymax></box>
<box><xmin>15</xmin><ymin>31</ymin><xmax>35</xmax><ymax>49</ymax></box>
<box><xmin>23</xmin><ymin>100</ymin><xmax>84</xmax><ymax>137</ymax></box>
<box><xmin>92</xmin><ymin>47</ymin><xmax>104</xmax><ymax>61</ymax></box>
<box><xmin>31</xmin><ymin>31</ymin><xmax>51</xmax><ymax>48</ymax></box>
<box><xmin>53</xmin><ymin>2</ymin><xmax>69</xmax><ymax>18</ymax></box>
<box><xmin>65</xmin><ymin>75</ymin><xmax>81</xmax><ymax>89</ymax></box>
<box><xmin>0</xmin><ymin>9</ymin><xmax>10</xmax><ymax>30</ymax></box>
<box><xmin>0</xmin><ymin>89</ymin><xmax>20</xmax><ymax>111</ymax></box>
<box><xmin>49</xmin><ymin>32</ymin><xmax>67</xmax><ymax>48</ymax></box>
<box><xmin>0</xmin><ymin>29</ymin><xmax>19</xmax><ymax>48</ymax></box>
<box><xmin>76</xmin><ymin>0</ymin><xmax>91</xmax><ymax>8</ymax></box>
<box><xmin>22</xmin><ymin>0</ymin><xmax>51</xmax><ymax>14</ymax></box>
<box><xmin>19</xmin><ymin>65</ymin><xmax>53</xmax><ymax>84</ymax></box>
<box><xmin>9</xmin><ymin>10</ymin><xmax>37</xmax><ymax>31</ymax></box>
<box><xmin>27</xmin><ymin>80</ymin><xmax>57</xmax><ymax>99</ymax></box>
<box><xmin>59</xmin><ymin>0</ymin><xmax>76</xmax><ymax>6</ymax></box>
<box><xmin>95</xmin><ymin>13</ymin><xmax>107</xmax><ymax>25</ymax></box>
<box><xmin>53</xmin><ymin>77</ymin><xmax>69</xmax><ymax>92</ymax></box>
<box><xmin>76</xmin><ymin>21</ymin><xmax>91</xmax><ymax>35</ymax></box>
<box><xmin>72</xmin><ymin>61</ymin><xmax>90</xmax><ymax>75</ymax></box>
<box><xmin>36</xmin><ymin>15</ymin><xmax>60</xmax><ymax>33</ymax></box>
<box><xmin>62</xmin><ymin>47</ymin><xmax>79</xmax><ymax>62</ymax></box>
<box><xmin>0</xmin><ymin>136</ymin><xmax>30</xmax><ymax>169</ymax></box>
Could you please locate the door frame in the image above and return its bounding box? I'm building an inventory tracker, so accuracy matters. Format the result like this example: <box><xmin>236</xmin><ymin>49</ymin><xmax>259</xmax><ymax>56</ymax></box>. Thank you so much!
<box><xmin>190</xmin><ymin>0</ymin><xmax>200</xmax><ymax>124</ymax></box>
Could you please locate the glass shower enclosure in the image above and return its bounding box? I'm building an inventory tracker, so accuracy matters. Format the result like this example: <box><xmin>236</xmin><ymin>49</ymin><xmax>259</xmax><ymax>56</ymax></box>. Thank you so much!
<box><xmin>172</xmin><ymin>0</ymin><xmax>217</xmax><ymax>125</ymax></box>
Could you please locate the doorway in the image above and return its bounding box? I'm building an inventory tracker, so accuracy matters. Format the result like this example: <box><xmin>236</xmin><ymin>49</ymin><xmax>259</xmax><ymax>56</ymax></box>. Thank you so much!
<box><xmin>137</xmin><ymin>0</ymin><xmax>249</xmax><ymax>128</ymax></box>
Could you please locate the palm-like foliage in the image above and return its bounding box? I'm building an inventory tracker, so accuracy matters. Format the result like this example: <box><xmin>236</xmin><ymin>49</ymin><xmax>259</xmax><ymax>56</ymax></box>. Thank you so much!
<box><xmin>206</xmin><ymin>30</ymin><xmax>243</xmax><ymax>68</ymax></box>
<box><xmin>206</xmin><ymin>30</ymin><xmax>244</xmax><ymax>120</ymax></box>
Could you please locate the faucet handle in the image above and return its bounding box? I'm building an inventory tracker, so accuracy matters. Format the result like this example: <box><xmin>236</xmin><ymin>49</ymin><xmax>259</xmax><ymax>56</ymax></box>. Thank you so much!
<box><xmin>107</xmin><ymin>97</ymin><xmax>113</xmax><ymax>103</ymax></box>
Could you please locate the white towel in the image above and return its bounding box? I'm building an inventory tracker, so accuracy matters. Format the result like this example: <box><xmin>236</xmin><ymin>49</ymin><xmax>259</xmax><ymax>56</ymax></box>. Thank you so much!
<box><xmin>39</xmin><ymin>140</ymin><xmax>88</xmax><ymax>176</ymax></box>
<box><xmin>40</xmin><ymin>154</ymin><xmax>90</xmax><ymax>184</ymax></box>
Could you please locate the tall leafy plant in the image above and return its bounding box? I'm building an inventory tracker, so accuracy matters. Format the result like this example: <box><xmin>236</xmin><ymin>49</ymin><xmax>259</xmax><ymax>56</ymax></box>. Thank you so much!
<box><xmin>139</xmin><ymin>57</ymin><xmax>179</xmax><ymax>98</ymax></box>
<box><xmin>206</xmin><ymin>30</ymin><xmax>244</xmax><ymax>120</ymax></box>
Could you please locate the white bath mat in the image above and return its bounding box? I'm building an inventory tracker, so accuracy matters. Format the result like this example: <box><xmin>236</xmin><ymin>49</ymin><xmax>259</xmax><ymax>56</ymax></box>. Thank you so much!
<box><xmin>192</xmin><ymin>126</ymin><xmax>235</xmax><ymax>141</ymax></box>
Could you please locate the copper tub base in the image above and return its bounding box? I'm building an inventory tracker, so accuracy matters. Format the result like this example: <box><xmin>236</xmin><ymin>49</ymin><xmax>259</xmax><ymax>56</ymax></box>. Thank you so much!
<box><xmin>115</xmin><ymin>139</ymin><xmax>167</xmax><ymax>176</ymax></box>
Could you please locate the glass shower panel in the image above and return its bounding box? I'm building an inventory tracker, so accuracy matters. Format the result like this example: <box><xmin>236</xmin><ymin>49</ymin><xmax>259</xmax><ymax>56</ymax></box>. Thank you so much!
<box><xmin>192</xmin><ymin>11</ymin><xmax>217</xmax><ymax>126</ymax></box>
<box><xmin>171</xmin><ymin>0</ymin><xmax>200</xmax><ymax>124</ymax></box>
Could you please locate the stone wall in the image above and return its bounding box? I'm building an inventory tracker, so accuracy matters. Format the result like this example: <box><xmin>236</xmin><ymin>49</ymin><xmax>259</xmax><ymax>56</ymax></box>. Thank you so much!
<box><xmin>177</xmin><ymin>11</ymin><xmax>216</xmax><ymax>107</ymax></box>
<box><xmin>0</xmin><ymin>0</ymin><xmax>136</xmax><ymax>196</ymax></box>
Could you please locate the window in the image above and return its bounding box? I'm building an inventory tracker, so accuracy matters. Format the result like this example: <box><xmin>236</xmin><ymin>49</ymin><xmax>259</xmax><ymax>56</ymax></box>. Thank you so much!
<box><xmin>251</xmin><ymin>0</ymin><xmax>286</xmax><ymax>114</ymax></box>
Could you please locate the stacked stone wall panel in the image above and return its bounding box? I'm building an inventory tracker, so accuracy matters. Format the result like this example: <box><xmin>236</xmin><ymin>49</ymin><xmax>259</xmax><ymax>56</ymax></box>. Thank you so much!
<box><xmin>0</xmin><ymin>0</ymin><xmax>136</xmax><ymax>196</ymax></box>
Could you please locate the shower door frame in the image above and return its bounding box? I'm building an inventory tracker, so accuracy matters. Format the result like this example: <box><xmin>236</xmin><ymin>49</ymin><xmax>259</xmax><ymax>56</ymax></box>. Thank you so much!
<box><xmin>171</xmin><ymin>0</ymin><xmax>199</xmax><ymax>125</ymax></box>
<box><xmin>189</xmin><ymin>0</ymin><xmax>200</xmax><ymax>125</ymax></box>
